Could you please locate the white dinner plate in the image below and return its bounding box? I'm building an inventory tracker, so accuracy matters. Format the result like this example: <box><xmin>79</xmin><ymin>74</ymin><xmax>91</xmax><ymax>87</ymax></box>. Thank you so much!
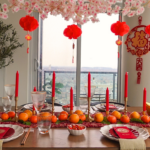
<box><xmin>95</xmin><ymin>103</ymin><xmax>124</xmax><ymax>112</ymax></box>
<box><xmin>23</xmin><ymin>103</ymin><xmax>52</xmax><ymax>111</ymax></box>
<box><xmin>0</xmin><ymin>124</ymin><xmax>24</xmax><ymax>142</ymax></box>
<box><xmin>100</xmin><ymin>124</ymin><xmax>149</xmax><ymax>141</ymax></box>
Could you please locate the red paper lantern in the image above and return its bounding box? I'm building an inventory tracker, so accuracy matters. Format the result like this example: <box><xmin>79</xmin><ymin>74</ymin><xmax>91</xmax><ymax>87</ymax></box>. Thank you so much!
<box><xmin>63</xmin><ymin>24</ymin><xmax>82</xmax><ymax>39</ymax></box>
<box><xmin>19</xmin><ymin>15</ymin><xmax>39</xmax><ymax>32</ymax></box>
<box><xmin>25</xmin><ymin>34</ymin><xmax>32</xmax><ymax>41</ymax></box>
<box><xmin>145</xmin><ymin>25</ymin><xmax>150</xmax><ymax>35</ymax></box>
<box><xmin>111</xmin><ymin>21</ymin><xmax>130</xmax><ymax>36</ymax></box>
<box><xmin>116</xmin><ymin>39</ymin><xmax>122</xmax><ymax>45</ymax></box>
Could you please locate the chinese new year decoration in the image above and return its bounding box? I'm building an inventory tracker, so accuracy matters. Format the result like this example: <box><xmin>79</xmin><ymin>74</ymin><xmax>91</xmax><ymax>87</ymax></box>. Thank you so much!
<box><xmin>63</xmin><ymin>24</ymin><xmax>82</xmax><ymax>63</ymax></box>
<box><xmin>19</xmin><ymin>15</ymin><xmax>39</xmax><ymax>53</ymax></box>
<box><xmin>125</xmin><ymin>16</ymin><xmax>150</xmax><ymax>84</ymax></box>
<box><xmin>111</xmin><ymin>21</ymin><xmax>130</xmax><ymax>58</ymax></box>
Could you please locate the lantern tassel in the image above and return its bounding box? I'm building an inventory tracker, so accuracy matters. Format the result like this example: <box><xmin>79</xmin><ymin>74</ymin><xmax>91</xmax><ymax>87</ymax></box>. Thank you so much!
<box><xmin>118</xmin><ymin>52</ymin><xmax>120</xmax><ymax>58</ymax></box>
<box><xmin>27</xmin><ymin>41</ymin><xmax>29</xmax><ymax>54</ymax></box>
<box><xmin>72</xmin><ymin>43</ymin><xmax>75</xmax><ymax>63</ymax></box>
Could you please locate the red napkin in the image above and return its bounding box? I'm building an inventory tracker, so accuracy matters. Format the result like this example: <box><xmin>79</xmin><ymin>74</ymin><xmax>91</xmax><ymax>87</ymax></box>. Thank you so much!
<box><xmin>113</xmin><ymin>127</ymin><xmax>137</xmax><ymax>139</ymax></box>
<box><xmin>0</xmin><ymin>127</ymin><xmax>10</xmax><ymax>139</ymax></box>
<box><xmin>104</xmin><ymin>104</ymin><xmax>117</xmax><ymax>109</ymax></box>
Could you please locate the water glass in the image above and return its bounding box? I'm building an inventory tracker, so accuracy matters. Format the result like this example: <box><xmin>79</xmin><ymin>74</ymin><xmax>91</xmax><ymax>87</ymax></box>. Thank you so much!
<box><xmin>2</xmin><ymin>97</ymin><xmax>12</xmax><ymax>112</ymax></box>
<box><xmin>79</xmin><ymin>97</ymin><xmax>88</xmax><ymax>113</ymax></box>
<box><xmin>37</xmin><ymin>112</ymin><xmax>52</xmax><ymax>134</ymax></box>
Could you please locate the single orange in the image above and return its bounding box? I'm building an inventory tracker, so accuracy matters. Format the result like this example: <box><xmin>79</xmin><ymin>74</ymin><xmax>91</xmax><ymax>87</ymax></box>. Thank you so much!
<box><xmin>111</xmin><ymin>111</ymin><xmax>121</xmax><ymax>119</ymax></box>
<box><xmin>30</xmin><ymin>115</ymin><xmax>37</xmax><ymax>123</ymax></box>
<box><xmin>75</xmin><ymin>110</ymin><xmax>83</xmax><ymax>115</ymax></box>
<box><xmin>141</xmin><ymin>115</ymin><xmax>149</xmax><ymax>123</ymax></box>
<box><xmin>79</xmin><ymin>114</ymin><xmax>86</xmax><ymax>121</ymax></box>
<box><xmin>94</xmin><ymin>113</ymin><xmax>104</xmax><ymax>123</ymax></box>
<box><xmin>52</xmin><ymin>115</ymin><xmax>57</xmax><ymax>123</ymax></box>
<box><xmin>69</xmin><ymin>114</ymin><xmax>80</xmax><ymax>123</ymax></box>
<box><xmin>18</xmin><ymin>113</ymin><xmax>28</xmax><ymax>122</ymax></box>
<box><xmin>24</xmin><ymin>110</ymin><xmax>32</xmax><ymax>119</ymax></box>
<box><xmin>129</xmin><ymin>111</ymin><xmax>140</xmax><ymax>119</ymax></box>
<box><xmin>107</xmin><ymin>115</ymin><xmax>117</xmax><ymax>123</ymax></box>
<box><xmin>60</xmin><ymin>111</ymin><xmax>68</xmax><ymax>118</ymax></box>
<box><xmin>120</xmin><ymin>115</ymin><xmax>130</xmax><ymax>123</ymax></box>
<box><xmin>1</xmin><ymin>113</ymin><xmax>9</xmax><ymax>120</ymax></box>
<box><xmin>59</xmin><ymin>114</ymin><xmax>68</xmax><ymax>121</ymax></box>
<box><xmin>8</xmin><ymin>111</ymin><xmax>15</xmax><ymax>118</ymax></box>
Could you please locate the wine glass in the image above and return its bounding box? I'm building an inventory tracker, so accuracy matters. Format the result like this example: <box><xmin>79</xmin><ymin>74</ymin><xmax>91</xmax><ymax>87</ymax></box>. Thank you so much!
<box><xmin>4</xmin><ymin>84</ymin><xmax>15</xmax><ymax>110</ymax></box>
<box><xmin>80</xmin><ymin>86</ymin><xmax>96</xmax><ymax>112</ymax></box>
<box><xmin>31</xmin><ymin>91</ymin><xmax>46</xmax><ymax>114</ymax></box>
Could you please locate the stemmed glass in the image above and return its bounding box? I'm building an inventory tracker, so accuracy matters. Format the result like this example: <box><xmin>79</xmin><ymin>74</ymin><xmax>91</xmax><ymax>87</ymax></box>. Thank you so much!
<box><xmin>80</xmin><ymin>86</ymin><xmax>96</xmax><ymax>112</ymax></box>
<box><xmin>31</xmin><ymin>91</ymin><xmax>46</xmax><ymax>114</ymax></box>
<box><xmin>4</xmin><ymin>84</ymin><xmax>15</xmax><ymax>111</ymax></box>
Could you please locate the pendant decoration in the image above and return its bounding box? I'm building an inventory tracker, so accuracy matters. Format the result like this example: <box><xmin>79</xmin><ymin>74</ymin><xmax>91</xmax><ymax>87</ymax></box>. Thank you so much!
<box><xmin>19</xmin><ymin>15</ymin><xmax>39</xmax><ymax>53</ymax></box>
<box><xmin>125</xmin><ymin>16</ymin><xmax>150</xmax><ymax>84</ymax></box>
<box><xmin>63</xmin><ymin>24</ymin><xmax>82</xmax><ymax>63</ymax></box>
<box><xmin>111</xmin><ymin>21</ymin><xmax>130</xmax><ymax>58</ymax></box>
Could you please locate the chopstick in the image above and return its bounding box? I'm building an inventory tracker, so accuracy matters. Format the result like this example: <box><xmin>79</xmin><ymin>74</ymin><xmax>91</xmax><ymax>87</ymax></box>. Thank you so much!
<box><xmin>20</xmin><ymin>127</ymin><xmax>31</xmax><ymax>145</ymax></box>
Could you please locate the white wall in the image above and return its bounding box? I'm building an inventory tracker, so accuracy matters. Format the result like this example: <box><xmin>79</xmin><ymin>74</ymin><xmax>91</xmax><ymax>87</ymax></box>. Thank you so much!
<box><xmin>121</xmin><ymin>8</ymin><xmax>150</xmax><ymax>106</ymax></box>
<box><xmin>0</xmin><ymin>0</ymin><xmax>28</xmax><ymax>105</ymax></box>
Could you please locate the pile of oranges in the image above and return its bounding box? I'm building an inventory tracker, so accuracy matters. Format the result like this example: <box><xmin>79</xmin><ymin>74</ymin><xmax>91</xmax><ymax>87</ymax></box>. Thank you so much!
<box><xmin>1</xmin><ymin>111</ymin><xmax>15</xmax><ymax>120</ymax></box>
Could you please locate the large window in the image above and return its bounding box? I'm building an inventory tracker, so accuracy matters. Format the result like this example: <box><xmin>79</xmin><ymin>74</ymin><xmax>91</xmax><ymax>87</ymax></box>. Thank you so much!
<box><xmin>40</xmin><ymin>14</ymin><xmax>119</xmax><ymax>105</ymax></box>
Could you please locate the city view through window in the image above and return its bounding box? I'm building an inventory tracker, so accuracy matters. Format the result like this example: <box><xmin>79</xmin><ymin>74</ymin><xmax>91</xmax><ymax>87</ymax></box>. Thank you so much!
<box><xmin>42</xmin><ymin>14</ymin><xmax>118</xmax><ymax>105</ymax></box>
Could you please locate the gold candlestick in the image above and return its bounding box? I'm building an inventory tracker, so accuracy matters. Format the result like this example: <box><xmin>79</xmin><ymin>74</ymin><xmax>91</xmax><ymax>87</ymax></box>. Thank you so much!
<box><xmin>106</xmin><ymin>111</ymin><xmax>109</xmax><ymax>117</ymax></box>
<box><xmin>70</xmin><ymin>110</ymin><xmax>73</xmax><ymax>115</ymax></box>
<box><xmin>143</xmin><ymin>111</ymin><xmax>146</xmax><ymax>115</ymax></box>
<box><xmin>124</xmin><ymin>97</ymin><xmax>128</xmax><ymax>115</ymax></box>
<box><xmin>15</xmin><ymin>97</ymin><xmax>18</xmax><ymax>122</ymax></box>
<box><xmin>52</xmin><ymin>97</ymin><xmax>55</xmax><ymax>115</ymax></box>
<box><xmin>86</xmin><ymin>97</ymin><xmax>93</xmax><ymax>122</ymax></box>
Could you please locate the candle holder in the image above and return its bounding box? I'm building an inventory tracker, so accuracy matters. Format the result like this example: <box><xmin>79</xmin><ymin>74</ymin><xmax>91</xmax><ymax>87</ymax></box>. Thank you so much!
<box><xmin>106</xmin><ymin>111</ymin><xmax>109</xmax><ymax>117</ymax></box>
<box><xmin>86</xmin><ymin>97</ymin><xmax>93</xmax><ymax>122</ymax></box>
<box><xmin>52</xmin><ymin>97</ymin><xmax>55</xmax><ymax>115</ymax></box>
<box><xmin>124</xmin><ymin>97</ymin><xmax>128</xmax><ymax>115</ymax></box>
<box><xmin>15</xmin><ymin>97</ymin><xmax>18</xmax><ymax>122</ymax></box>
<box><xmin>70</xmin><ymin>110</ymin><xmax>73</xmax><ymax>115</ymax></box>
<box><xmin>143</xmin><ymin>111</ymin><xmax>146</xmax><ymax>115</ymax></box>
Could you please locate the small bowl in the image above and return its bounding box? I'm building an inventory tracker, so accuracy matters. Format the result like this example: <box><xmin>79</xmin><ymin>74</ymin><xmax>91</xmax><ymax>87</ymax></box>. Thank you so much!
<box><xmin>67</xmin><ymin>124</ymin><xmax>86</xmax><ymax>136</ymax></box>
<box><xmin>62</xmin><ymin>106</ymin><xmax>70</xmax><ymax>112</ymax></box>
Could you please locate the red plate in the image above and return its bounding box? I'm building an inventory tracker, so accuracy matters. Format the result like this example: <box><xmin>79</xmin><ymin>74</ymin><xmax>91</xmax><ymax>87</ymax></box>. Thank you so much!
<box><xmin>3</xmin><ymin>128</ymin><xmax>15</xmax><ymax>139</ymax></box>
<box><xmin>109</xmin><ymin>128</ymin><xmax>139</xmax><ymax>138</ymax></box>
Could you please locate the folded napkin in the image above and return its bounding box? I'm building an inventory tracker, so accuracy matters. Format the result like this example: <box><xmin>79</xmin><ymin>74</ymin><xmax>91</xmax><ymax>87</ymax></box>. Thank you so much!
<box><xmin>0</xmin><ymin>140</ymin><xmax>3</xmax><ymax>150</ymax></box>
<box><xmin>119</xmin><ymin>138</ymin><xmax>146</xmax><ymax>150</ymax></box>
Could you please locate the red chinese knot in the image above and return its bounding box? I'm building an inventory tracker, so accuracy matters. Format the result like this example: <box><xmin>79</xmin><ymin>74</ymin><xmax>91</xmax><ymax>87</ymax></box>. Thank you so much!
<box><xmin>63</xmin><ymin>24</ymin><xmax>82</xmax><ymax>39</ymax></box>
<box><xmin>116</xmin><ymin>39</ymin><xmax>122</xmax><ymax>45</ymax></box>
<box><xmin>25</xmin><ymin>34</ymin><xmax>32</xmax><ymax>41</ymax></box>
<box><xmin>111</xmin><ymin>21</ymin><xmax>130</xmax><ymax>36</ymax></box>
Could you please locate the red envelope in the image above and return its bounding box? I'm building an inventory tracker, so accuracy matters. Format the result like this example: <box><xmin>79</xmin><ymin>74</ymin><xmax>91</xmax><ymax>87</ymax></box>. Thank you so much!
<box><xmin>113</xmin><ymin>127</ymin><xmax>137</xmax><ymax>139</ymax></box>
<box><xmin>0</xmin><ymin>127</ymin><xmax>10</xmax><ymax>139</ymax></box>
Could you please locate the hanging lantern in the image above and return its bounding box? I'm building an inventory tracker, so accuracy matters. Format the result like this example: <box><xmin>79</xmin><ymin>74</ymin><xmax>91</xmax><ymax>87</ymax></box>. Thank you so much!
<box><xmin>145</xmin><ymin>25</ymin><xmax>150</xmax><ymax>35</ymax></box>
<box><xmin>19</xmin><ymin>15</ymin><xmax>39</xmax><ymax>53</ymax></box>
<box><xmin>63</xmin><ymin>24</ymin><xmax>82</xmax><ymax>63</ymax></box>
<box><xmin>111</xmin><ymin>21</ymin><xmax>130</xmax><ymax>58</ymax></box>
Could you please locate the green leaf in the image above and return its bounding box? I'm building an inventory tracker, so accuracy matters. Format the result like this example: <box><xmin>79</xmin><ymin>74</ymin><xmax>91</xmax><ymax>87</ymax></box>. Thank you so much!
<box><xmin>25</xmin><ymin>121</ymin><xmax>31</xmax><ymax>125</ymax></box>
<box><xmin>77</xmin><ymin>120</ymin><xmax>83</xmax><ymax>124</ymax></box>
<box><xmin>101</xmin><ymin>117</ymin><xmax>110</xmax><ymax>125</ymax></box>
<box><xmin>55</xmin><ymin>83</ymin><xmax>64</xmax><ymax>88</ymax></box>
<box><xmin>117</xmin><ymin>121</ymin><xmax>123</xmax><ymax>124</ymax></box>
<box><xmin>55</xmin><ymin>120</ymin><xmax>61</xmax><ymax>124</ymax></box>
<box><xmin>2</xmin><ymin>118</ymin><xmax>11</xmax><ymax>122</ymax></box>
<box><xmin>130</xmin><ymin>118</ymin><xmax>144</xmax><ymax>124</ymax></box>
<box><xmin>85</xmin><ymin>114</ymin><xmax>88</xmax><ymax>118</ymax></box>
<box><xmin>18</xmin><ymin>119</ymin><xmax>24</xmax><ymax>124</ymax></box>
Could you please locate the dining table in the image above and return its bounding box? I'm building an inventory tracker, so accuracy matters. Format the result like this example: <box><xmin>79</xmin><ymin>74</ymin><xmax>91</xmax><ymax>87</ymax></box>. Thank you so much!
<box><xmin>2</xmin><ymin>106</ymin><xmax>150</xmax><ymax>150</ymax></box>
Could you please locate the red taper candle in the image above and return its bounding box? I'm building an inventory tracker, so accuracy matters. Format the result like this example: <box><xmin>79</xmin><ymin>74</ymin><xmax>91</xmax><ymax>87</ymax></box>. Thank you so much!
<box><xmin>33</xmin><ymin>87</ymin><xmax>36</xmax><ymax>111</ymax></box>
<box><xmin>106</xmin><ymin>87</ymin><xmax>109</xmax><ymax>111</ymax></box>
<box><xmin>143</xmin><ymin>88</ymin><xmax>147</xmax><ymax>111</ymax></box>
<box><xmin>88</xmin><ymin>72</ymin><xmax>91</xmax><ymax>97</ymax></box>
<box><xmin>15</xmin><ymin>71</ymin><xmax>19</xmax><ymax>97</ymax></box>
<box><xmin>70</xmin><ymin>87</ymin><xmax>73</xmax><ymax>110</ymax></box>
<box><xmin>124</xmin><ymin>72</ymin><xmax>128</xmax><ymax>98</ymax></box>
<box><xmin>52</xmin><ymin>71</ymin><xmax>55</xmax><ymax>97</ymax></box>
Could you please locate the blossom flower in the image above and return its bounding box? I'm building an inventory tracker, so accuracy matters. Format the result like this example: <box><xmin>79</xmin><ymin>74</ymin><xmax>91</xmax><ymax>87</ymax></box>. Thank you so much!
<box><xmin>14</xmin><ymin>6</ymin><xmax>20</xmax><ymax>12</ymax></box>
<box><xmin>18</xmin><ymin>0</ymin><xmax>24</xmax><ymax>3</ymax></box>
<box><xmin>128</xmin><ymin>11</ymin><xmax>136</xmax><ymax>17</ymax></box>
<box><xmin>136</xmin><ymin>6</ymin><xmax>145</xmax><ymax>15</ymax></box>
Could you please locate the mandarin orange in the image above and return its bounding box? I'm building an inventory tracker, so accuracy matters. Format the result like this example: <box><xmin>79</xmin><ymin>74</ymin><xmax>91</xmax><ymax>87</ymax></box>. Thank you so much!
<box><xmin>120</xmin><ymin>115</ymin><xmax>130</xmax><ymax>123</ymax></box>
<box><xmin>52</xmin><ymin>115</ymin><xmax>57</xmax><ymax>123</ymax></box>
<box><xmin>129</xmin><ymin>111</ymin><xmax>140</xmax><ymax>119</ymax></box>
<box><xmin>94</xmin><ymin>113</ymin><xmax>104</xmax><ymax>123</ymax></box>
<box><xmin>18</xmin><ymin>113</ymin><xmax>28</xmax><ymax>122</ymax></box>
<box><xmin>75</xmin><ymin>110</ymin><xmax>83</xmax><ymax>115</ymax></box>
<box><xmin>24</xmin><ymin>110</ymin><xmax>32</xmax><ymax>119</ymax></box>
<box><xmin>79</xmin><ymin>114</ymin><xmax>86</xmax><ymax>121</ymax></box>
<box><xmin>69</xmin><ymin>114</ymin><xmax>80</xmax><ymax>123</ymax></box>
<box><xmin>59</xmin><ymin>114</ymin><xmax>68</xmax><ymax>121</ymax></box>
<box><xmin>40</xmin><ymin>112</ymin><xmax>52</xmax><ymax>121</ymax></box>
<box><xmin>8</xmin><ymin>111</ymin><xmax>15</xmax><ymax>118</ymax></box>
<box><xmin>107</xmin><ymin>115</ymin><xmax>117</xmax><ymax>123</ymax></box>
<box><xmin>141</xmin><ymin>115</ymin><xmax>149</xmax><ymax>123</ymax></box>
<box><xmin>30</xmin><ymin>115</ymin><xmax>37</xmax><ymax>123</ymax></box>
<box><xmin>1</xmin><ymin>113</ymin><xmax>9</xmax><ymax>120</ymax></box>
<box><xmin>111</xmin><ymin>111</ymin><xmax>121</xmax><ymax>119</ymax></box>
<box><xmin>60</xmin><ymin>111</ymin><xmax>68</xmax><ymax>117</ymax></box>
